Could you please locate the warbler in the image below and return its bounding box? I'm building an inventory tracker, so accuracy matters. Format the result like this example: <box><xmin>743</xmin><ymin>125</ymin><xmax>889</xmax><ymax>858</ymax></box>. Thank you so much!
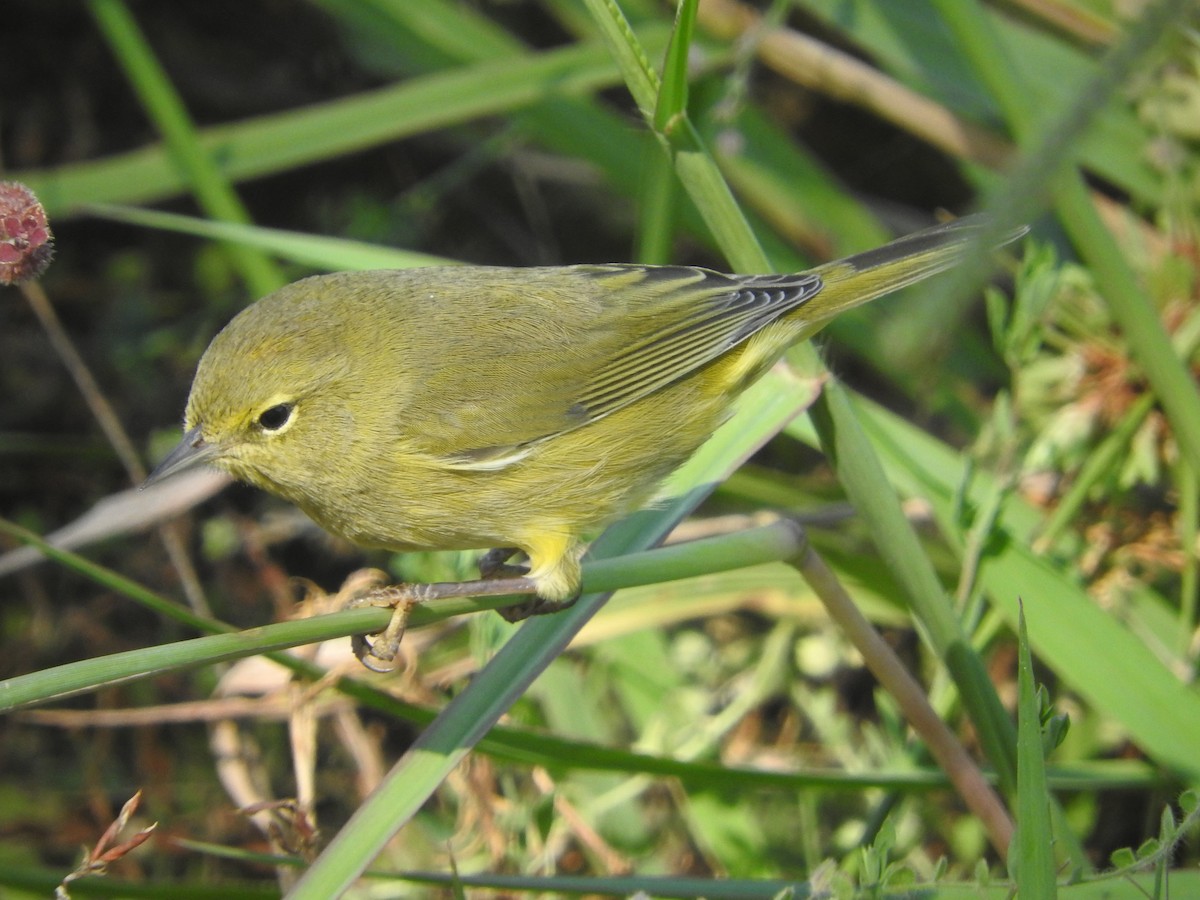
<box><xmin>148</xmin><ymin>215</ymin><xmax>1020</xmax><ymax>662</ymax></box>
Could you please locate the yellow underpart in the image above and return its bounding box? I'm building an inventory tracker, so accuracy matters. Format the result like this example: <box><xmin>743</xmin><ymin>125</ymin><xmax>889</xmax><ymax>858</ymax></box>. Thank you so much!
<box><xmin>522</xmin><ymin>530</ymin><xmax>584</xmax><ymax>601</ymax></box>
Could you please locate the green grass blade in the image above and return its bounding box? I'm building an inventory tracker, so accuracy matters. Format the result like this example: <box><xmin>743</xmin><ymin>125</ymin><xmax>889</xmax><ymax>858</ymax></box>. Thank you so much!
<box><xmin>16</xmin><ymin>26</ymin><xmax>683</xmax><ymax>216</ymax></box>
<box><xmin>634</xmin><ymin>148</ymin><xmax>678</xmax><ymax>264</ymax></box>
<box><xmin>654</xmin><ymin>0</ymin><xmax>696</xmax><ymax>133</ymax></box>
<box><xmin>582</xmin><ymin>0</ymin><xmax>663</xmax><ymax>117</ymax></box>
<box><xmin>803</xmin><ymin>0</ymin><xmax>1160</xmax><ymax>204</ymax></box>
<box><xmin>582</xmin><ymin>0</ymin><xmax>771</xmax><ymax>272</ymax></box>
<box><xmin>90</xmin><ymin>205</ymin><xmax>455</xmax><ymax>270</ymax></box>
<box><xmin>15</xmin><ymin>509</ymin><xmax>1117</xmax><ymax>799</ymax></box>
<box><xmin>0</xmin><ymin>864</ymin><xmax>278</xmax><ymax>899</ymax></box>
<box><xmin>1013</xmin><ymin>604</ymin><xmax>1059</xmax><ymax>897</ymax></box>
<box><xmin>810</xmin><ymin>385</ymin><xmax>1018</xmax><ymax>795</ymax></box>
<box><xmin>0</xmin><ymin>613</ymin><xmax>378</xmax><ymax>711</ymax></box>
<box><xmin>86</xmin><ymin>0</ymin><xmax>283</xmax><ymax>297</ymax></box>
<box><xmin>0</xmin><ymin>517</ymin><xmax>806</xmax><ymax>711</ymax></box>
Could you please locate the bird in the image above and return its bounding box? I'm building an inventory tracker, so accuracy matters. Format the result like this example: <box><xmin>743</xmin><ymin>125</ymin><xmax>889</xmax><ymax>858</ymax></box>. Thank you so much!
<box><xmin>147</xmin><ymin>214</ymin><xmax>1021</xmax><ymax>666</ymax></box>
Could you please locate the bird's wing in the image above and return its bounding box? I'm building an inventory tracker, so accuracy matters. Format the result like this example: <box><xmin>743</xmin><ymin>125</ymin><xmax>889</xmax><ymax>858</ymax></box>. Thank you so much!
<box><xmin>572</xmin><ymin>266</ymin><xmax>820</xmax><ymax>421</ymax></box>
<box><xmin>401</xmin><ymin>264</ymin><xmax>821</xmax><ymax>468</ymax></box>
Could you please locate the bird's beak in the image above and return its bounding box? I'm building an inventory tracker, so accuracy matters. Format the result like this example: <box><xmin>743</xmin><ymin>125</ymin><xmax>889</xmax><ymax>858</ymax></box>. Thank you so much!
<box><xmin>142</xmin><ymin>426</ymin><xmax>218</xmax><ymax>489</ymax></box>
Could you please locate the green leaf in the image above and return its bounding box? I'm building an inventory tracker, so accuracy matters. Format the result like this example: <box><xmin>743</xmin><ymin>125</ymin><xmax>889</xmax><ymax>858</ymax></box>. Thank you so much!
<box><xmin>1013</xmin><ymin>603</ymin><xmax>1058</xmax><ymax>897</ymax></box>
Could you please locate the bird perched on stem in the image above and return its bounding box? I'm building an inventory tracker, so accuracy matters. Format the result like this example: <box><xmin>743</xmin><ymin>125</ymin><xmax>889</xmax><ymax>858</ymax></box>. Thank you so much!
<box><xmin>148</xmin><ymin>214</ymin><xmax>1023</xmax><ymax>668</ymax></box>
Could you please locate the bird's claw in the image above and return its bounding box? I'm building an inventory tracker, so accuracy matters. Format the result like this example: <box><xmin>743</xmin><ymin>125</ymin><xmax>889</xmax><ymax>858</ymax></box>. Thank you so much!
<box><xmin>344</xmin><ymin>582</ymin><xmax>421</xmax><ymax>673</ymax></box>
<box><xmin>478</xmin><ymin>546</ymin><xmax>529</xmax><ymax>580</ymax></box>
<box><xmin>497</xmin><ymin>588</ymin><xmax>582</xmax><ymax>623</ymax></box>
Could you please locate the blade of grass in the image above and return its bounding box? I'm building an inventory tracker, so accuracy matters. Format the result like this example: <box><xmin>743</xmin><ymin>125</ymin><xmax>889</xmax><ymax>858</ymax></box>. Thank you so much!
<box><xmin>17</xmin><ymin>511</ymin><xmax>1113</xmax><ymax>797</ymax></box>
<box><xmin>633</xmin><ymin>149</ymin><xmax>678</xmax><ymax>264</ymax></box>
<box><xmin>583</xmin><ymin>0</ymin><xmax>772</xmax><ymax>272</ymax></box>
<box><xmin>653</xmin><ymin>0</ymin><xmax>696</xmax><ymax>133</ymax></box>
<box><xmin>19</xmin><ymin>0</ymin><xmax>899</xmax><ymax>283</ymax></box>
<box><xmin>809</xmin><ymin>387</ymin><xmax>1017</xmax><ymax>794</ymax></box>
<box><xmin>0</xmin><ymin>864</ymin><xmax>279</xmax><ymax>899</ymax></box>
<box><xmin>0</xmin><ymin>516</ymin><xmax>805</xmax><ymax>711</ymax></box>
<box><xmin>1</xmin><ymin>490</ymin><xmax>1169</xmax><ymax>864</ymax></box>
<box><xmin>89</xmin><ymin>205</ymin><xmax>455</xmax><ymax>271</ymax></box>
<box><xmin>19</xmin><ymin>25</ymin><xmax>683</xmax><ymax>216</ymax></box>
<box><xmin>0</xmin><ymin>611</ymin><xmax>380</xmax><ymax>711</ymax></box>
<box><xmin>1013</xmin><ymin>603</ymin><xmax>1059</xmax><ymax>897</ymax></box>
<box><xmin>86</xmin><ymin>0</ymin><xmax>283</xmax><ymax>297</ymax></box>
<box><xmin>314</xmin><ymin>0</ymin><xmax>908</xmax><ymax>273</ymax></box>
<box><xmin>13</xmin><ymin>857</ymin><xmax>1200</xmax><ymax>900</ymax></box>
<box><xmin>790</xmin><ymin>532</ymin><xmax>1014</xmax><ymax>854</ymax></box>
<box><xmin>584</xmin><ymin>0</ymin><xmax>663</xmax><ymax>118</ymax></box>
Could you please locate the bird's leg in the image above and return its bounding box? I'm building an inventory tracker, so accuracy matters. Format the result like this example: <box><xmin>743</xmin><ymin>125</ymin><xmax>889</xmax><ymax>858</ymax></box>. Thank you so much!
<box><xmin>496</xmin><ymin>596</ymin><xmax>578</xmax><ymax>623</ymax></box>
<box><xmin>343</xmin><ymin>571</ymin><xmax>543</xmax><ymax>671</ymax></box>
<box><xmin>478</xmin><ymin>546</ymin><xmax>575</xmax><ymax>621</ymax></box>
<box><xmin>478</xmin><ymin>546</ymin><xmax>528</xmax><ymax>580</ymax></box>
<box><xmin>496</xmin><ymin>587</ymin><xmax>582</xmax><ymax>623</ymax></box>
<box><xmin>346</xmin><ymin>581</ymin><xmax>426</xmax><ymax>673</ymax></box>
<box><xmin>340</xmin><ymin>547</ymin><xmax>574</xmax><ymax>669</ymax></box>
<box><xmin>481</xmin><ymin>550</ymin><xmax>582</xmax><ymax>622</ymax></box>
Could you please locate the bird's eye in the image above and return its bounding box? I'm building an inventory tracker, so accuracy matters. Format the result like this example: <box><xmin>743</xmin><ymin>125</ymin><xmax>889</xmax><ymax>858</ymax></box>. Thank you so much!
<box><xmin>257</xmin><ymin>403</ymin><xmax>294</xmax><ymax>431</ymax></box>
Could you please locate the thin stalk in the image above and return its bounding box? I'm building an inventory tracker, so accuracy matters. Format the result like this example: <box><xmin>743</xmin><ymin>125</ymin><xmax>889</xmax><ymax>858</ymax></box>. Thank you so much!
<box><xmin>814</xmin><ymin>388</ymin><xmax>1019</xmax><ymax>794</ymax></box>
<box><xmin>789</xmin><ymin>530</ymin><xmax>1014</xmax><ymax>857</ymax></box>
<box><xmin>17</xmin><ymin>280</ymin><xmax>210</xmax><ymax>615</ymax></box>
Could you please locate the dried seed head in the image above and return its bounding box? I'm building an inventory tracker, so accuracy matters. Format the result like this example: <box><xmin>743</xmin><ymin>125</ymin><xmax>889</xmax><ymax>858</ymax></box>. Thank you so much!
<box><xmin>0</xmin><ymin>181</ymin><xmax>54</xmax><ymax>284</ymax></box>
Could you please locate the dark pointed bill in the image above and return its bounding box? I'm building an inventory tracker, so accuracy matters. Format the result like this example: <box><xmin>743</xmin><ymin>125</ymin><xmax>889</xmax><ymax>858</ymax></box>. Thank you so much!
<box><xmin>142</xmin><ymin>426</ymin><xmax>217</xmax><ymax>489</ymax></box>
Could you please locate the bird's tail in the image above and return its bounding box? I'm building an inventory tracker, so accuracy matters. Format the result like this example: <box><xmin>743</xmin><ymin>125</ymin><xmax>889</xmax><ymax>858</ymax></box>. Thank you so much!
<box><xmin>795</xmin><ymin>214</ymin><xmax>1026</xmax><ymax>326</ymax></box>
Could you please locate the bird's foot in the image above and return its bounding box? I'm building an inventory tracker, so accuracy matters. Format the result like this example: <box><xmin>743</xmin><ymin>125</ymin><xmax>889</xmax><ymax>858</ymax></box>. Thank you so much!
<box><xmin>341</xmin><ymin>573</ymin><xmax>428</xmax><ymax>673</ymax></box>
<box><xmin>481</xmin><ymin>546</ymin><xmax>582</xmax><ymax>622</ymax></box>
<box><xmin>339</xmin><ymin>564</ymin><xmax>549</xmax><ymax>669</ymax></box>
<box><xmin>478</xmin><ymin>546</ymin><xmax>529</xmax><ymax>580</ymax></box>
<box><xmin>496</xmin><ymin>587</ymin><xmax>582</xmax><ymax>623</ymax></box>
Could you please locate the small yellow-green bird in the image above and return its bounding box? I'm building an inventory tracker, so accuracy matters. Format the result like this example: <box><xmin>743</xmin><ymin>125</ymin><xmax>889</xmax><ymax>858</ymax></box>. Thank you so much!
<box><xmin>149</xmin><ymin>215</ymin><xmax>1018</xmax><ymax>660</ymax></box>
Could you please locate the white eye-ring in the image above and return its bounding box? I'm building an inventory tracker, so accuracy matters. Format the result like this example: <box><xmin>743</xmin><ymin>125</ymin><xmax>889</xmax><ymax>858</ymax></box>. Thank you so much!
<box><xmin>256</xmin><ymin>402</ymin><xmax>295</xmax><ymax>432</ymax></box>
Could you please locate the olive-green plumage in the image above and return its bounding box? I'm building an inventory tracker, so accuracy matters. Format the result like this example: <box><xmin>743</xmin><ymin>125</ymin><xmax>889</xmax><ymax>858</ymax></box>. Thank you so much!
<box><xmin>151</xmin><ymin>216</ymin><xmax>1015</xmax><ymax>603</ymax></box>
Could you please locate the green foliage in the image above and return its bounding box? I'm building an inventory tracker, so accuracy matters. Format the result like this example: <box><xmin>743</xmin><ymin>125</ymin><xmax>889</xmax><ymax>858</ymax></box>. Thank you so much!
<box><xmin>1</xmin><ymin>0</ymin><xmax>1198</xmax><ymax>897</ymax></box>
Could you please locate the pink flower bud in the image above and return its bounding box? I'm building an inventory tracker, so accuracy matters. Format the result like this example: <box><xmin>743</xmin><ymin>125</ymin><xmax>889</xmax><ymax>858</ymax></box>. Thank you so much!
<box><xmin>0</xmin><ymin>182</ymin><xmax>54</xmax><ymax>284</ymax></box>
